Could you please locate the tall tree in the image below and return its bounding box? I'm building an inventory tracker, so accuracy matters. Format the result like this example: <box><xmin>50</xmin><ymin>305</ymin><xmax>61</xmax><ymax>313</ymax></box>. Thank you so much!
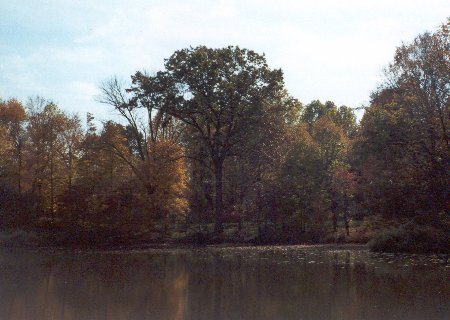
<box><xmin>26</xmin><ymin>98</ymin><xmax>74</xmax><ymax>220</ymax></box>
<box><xmin>128</xmin><ymin>46</ymin><xmax>286</xmax><ymax>233</ymax></box>
<box><xmin>354</xmin><ymin>20</ymin><xmax>449</xmax><ymax>218</ymax></box>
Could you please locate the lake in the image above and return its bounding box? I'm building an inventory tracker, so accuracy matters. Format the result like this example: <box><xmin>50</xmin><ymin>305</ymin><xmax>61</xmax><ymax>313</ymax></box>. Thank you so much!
<box><xmin>0</xmin><ymin>245</ymin><xmax>448</xmax><ymax>320</ymax></box>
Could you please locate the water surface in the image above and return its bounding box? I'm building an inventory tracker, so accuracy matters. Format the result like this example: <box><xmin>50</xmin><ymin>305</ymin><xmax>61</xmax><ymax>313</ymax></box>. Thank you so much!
<box><xmin>0</xmin><ymin>245</ymin><xmax>448</xmax><ymax>320</ymax></box>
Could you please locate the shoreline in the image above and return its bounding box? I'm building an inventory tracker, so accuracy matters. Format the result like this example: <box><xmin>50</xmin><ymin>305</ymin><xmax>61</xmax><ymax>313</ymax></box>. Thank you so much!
<box><xmin>0</xmin><ymin>234</ymin><xmax>397</xmax><ymax>253</ymax></box>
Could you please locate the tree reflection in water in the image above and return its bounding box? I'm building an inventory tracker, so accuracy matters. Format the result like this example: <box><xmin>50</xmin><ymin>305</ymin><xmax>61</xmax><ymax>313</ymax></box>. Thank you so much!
<box><xmin>0</xmin><ymin>246</ymin><xmax>448</xmax><ymax>320</ymax></box>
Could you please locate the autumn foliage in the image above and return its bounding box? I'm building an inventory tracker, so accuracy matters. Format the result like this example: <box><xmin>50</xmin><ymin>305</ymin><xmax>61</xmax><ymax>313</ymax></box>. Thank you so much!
<box><xmin>1</xmin><ymin>20</ymin><xmax>448</xmax><ymax>249</ymax></box>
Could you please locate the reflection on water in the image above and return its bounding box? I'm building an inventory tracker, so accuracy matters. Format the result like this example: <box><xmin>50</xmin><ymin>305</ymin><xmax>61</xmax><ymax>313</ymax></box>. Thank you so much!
<box><xmin>0</xmin><ymin>245</ymin><xmax>448</xmax><ymax>320</ymax></box>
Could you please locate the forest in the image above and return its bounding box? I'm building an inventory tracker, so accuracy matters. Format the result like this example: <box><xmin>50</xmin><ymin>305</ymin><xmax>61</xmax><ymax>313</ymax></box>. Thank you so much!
<box><xmin>0</xmin><ymin>21</ymin><xmax>448</xmax><ymax>252</ymax></box>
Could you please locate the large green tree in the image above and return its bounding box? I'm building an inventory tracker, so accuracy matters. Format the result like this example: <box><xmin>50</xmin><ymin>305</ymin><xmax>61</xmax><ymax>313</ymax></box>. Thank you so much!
<box><xmin>128</xmin><ymin>46</ymin><xmax>286</xmax><ymax>233</ymax></box>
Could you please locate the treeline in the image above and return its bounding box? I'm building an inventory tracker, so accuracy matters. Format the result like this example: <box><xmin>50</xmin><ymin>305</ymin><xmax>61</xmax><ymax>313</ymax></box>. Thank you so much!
<box><xmin>0</xmin><ymin>97</ymin><xmax>188</xmax><ymax>244</ymax></box>
<box><xmin>0</xmin><ymin>21</ymin><xmax>448</xmax><ymax>249</ymax></box>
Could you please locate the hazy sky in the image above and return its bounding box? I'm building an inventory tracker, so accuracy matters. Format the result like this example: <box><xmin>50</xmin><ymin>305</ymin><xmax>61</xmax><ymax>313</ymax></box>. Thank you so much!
<box><xmin>1</xmin><ymin>0</ymin><xmax>448</xmax><ymax>121</ymax></box>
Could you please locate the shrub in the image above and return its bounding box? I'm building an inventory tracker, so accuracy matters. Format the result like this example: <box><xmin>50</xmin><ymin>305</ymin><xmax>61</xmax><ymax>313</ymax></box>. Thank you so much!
<box><xmin>369</xmin><ymin>222</ymin><xmax>449</xmax><ymax>253</ymax></box>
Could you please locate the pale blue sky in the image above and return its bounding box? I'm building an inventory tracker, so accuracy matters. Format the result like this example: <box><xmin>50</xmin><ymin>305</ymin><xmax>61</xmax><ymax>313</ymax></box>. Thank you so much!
<box><xmin>1</xmin><ymin>0</ymin><xmax>448</xmax><ymax>121</ymax></box>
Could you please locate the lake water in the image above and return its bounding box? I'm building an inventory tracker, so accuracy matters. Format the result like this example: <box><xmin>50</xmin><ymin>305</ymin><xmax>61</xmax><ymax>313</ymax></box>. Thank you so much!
<box><xmin>0</xmin><ymin>245</ymin><xmax>448</xmax><ymax>320</ymax></box>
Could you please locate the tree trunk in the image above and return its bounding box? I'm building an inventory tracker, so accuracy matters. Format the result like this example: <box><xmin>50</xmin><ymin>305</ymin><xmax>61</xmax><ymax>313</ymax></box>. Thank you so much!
<box><xmin>213</xmin><ymin>159</ymin><xmax>224</xmax><ymax>234</ymax></box>
<box><xmin>344</xmin><ymin>212</ymin><xmax>350</xmax><ymax>236</ymax></box>
<box><xmin>256</xmin><ymin>183</ymin><xmax>262</xmax><ymax>239</ymax></box>
<box><xmin>50</xmin><ymin>149</ymin><xmax>54</xmax><ymax>221</ymax></box>
<box><xmin>18</xmin><ymin>144</ymin><xmax>22</xmax><ymax>195</ymax></box>
<box><xmin>332</xmin><ymin>212</ymin><xmax>337</xmax><ymax>233</ymax></box>
<box><xmin>68</xmin><ymin>147</ymin><xmax>72</xmax><ymax>189</ymax></box>
<box><xmin>256</xmin><ymin>164</ymin><xmax>262</xmax><ymax>239</ymax></box>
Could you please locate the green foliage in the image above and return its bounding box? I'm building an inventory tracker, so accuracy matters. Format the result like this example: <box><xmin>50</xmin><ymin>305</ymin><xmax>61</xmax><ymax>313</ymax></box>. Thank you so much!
<box><xmin>128</xmin><ymin>46</ymin><xmax>289</xmax><ymax>233</ymax></box>
<box><xmin>302</xmin><ymin>100</ymin><xmax>357</xmax><ymax>137</ymax></box>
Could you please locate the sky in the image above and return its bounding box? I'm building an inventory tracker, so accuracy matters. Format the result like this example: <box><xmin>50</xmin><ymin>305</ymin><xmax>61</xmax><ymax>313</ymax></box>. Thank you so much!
<box><xmin>1</xmin><ymin>0</ymin><xmax>448</xmax><ymax>122</ymax></box>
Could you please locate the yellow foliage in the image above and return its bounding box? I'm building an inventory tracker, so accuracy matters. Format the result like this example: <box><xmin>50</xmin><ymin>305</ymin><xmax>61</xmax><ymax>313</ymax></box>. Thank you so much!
<box><xmin>141</xmin><ymin>139</ymin><xmax>188</xmax><ymax>218</ymax></box>
<box><xmin>0</xmin><ymin>127</ymin><xmax>13</xmax><ymax>161</ymax></box>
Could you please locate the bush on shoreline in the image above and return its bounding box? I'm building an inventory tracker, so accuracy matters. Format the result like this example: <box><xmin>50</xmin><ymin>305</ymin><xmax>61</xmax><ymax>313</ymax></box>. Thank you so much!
<box><xmin>368</xmin><ymin>222</ymin><xmax>449</xmax><ymax>254</ymax></box>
